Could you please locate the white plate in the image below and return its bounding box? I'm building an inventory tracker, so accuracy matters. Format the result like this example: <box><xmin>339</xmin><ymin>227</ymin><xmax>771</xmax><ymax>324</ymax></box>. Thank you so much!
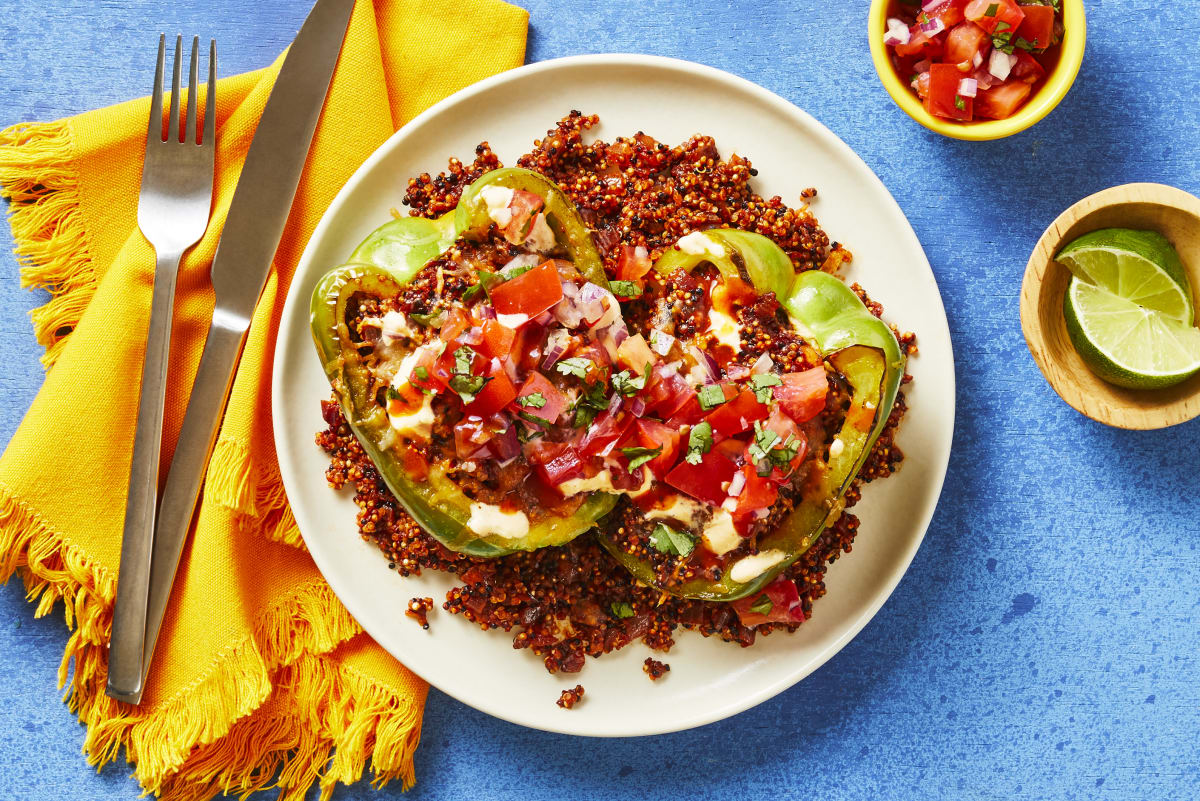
<box><xmin>273</xmin><ymin>55</ymin><xmax>955</xmax><ymax>737</ymax></box>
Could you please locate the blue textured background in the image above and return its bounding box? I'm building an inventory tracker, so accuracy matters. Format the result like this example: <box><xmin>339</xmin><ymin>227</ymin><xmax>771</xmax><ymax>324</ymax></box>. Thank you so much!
<box><xmin>2</xmin><ymin>1</ymin><xmax>1197</xmax><ymax>799</ymax></box>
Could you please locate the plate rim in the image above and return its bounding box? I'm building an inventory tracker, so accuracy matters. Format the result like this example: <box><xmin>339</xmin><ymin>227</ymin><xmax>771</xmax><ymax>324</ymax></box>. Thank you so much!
<box><xmin>272</xmin><ymin>52</ymin><xmax>956</xmax><ymax>737</ymax></box>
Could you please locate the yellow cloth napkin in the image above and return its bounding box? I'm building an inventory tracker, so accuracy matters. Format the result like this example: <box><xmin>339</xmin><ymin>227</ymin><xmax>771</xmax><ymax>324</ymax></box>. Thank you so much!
<box><xmin>0</xmin><ymin>2</ymin><xmax>527</xmax><ymax>799</ymax></box>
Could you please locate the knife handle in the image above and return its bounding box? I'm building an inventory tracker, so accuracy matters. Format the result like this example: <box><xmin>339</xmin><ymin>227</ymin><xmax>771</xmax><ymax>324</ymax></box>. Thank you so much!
<box><xmin>138</xmin><ymin>309</ymin><xmax>248</xmax><ymax>692</ymax></box>
<box><xmin>107</xmin><ymin>251</ymin><xmax>183</xmax><ymax>704</ymax></box>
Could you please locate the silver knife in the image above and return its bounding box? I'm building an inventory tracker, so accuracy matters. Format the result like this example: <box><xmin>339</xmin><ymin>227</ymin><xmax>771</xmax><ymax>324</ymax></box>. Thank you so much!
<box><xmin>105</xmin><ymin>0</ymin><xmax>355</xmax><ymax>705</ymax></box>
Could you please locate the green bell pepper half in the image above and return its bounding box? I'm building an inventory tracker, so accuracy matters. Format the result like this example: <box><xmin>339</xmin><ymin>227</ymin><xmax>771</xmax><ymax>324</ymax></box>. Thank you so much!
<box><xmin>455</xmin><ymin>167</ymin><xmax>609</xmax><ymax>288</ymax></box>
<box><xmin>310</xmin><ymin>264</ymin><xmax>616</xmax><ymax>558</ymax></box>
<box><xmin>599</xmin><ymin>230</ymin><xmax>905</xmax><ymax>601</ymax></box>
<box><xmin>347</xmin><ymin>211</ymin><xmax>458</xmax><ymax>284</ymax></box>
<box><xmin>653</xmin><ymin>228</ymin><xmax>795</xmax><ymax>300</ymax></box>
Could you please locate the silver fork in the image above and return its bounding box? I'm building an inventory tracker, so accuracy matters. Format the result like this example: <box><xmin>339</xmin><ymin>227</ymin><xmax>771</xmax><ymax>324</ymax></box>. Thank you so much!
<box><xmin>107</xmin><ymin>34</ymin><xmax>216</xmax><ymax>705</ymax></box>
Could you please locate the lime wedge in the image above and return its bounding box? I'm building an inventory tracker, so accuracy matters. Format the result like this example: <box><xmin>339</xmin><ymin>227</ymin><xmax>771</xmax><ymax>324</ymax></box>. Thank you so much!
<box><xmin>1064</xmin><ymin>277</ymin><xmax>1200</xmax><ymax>389</ymax></box>
<box><xmin>1056</xmin><ymin>229</ymin><xmax>1194</xmax><ymax>324</ymax></box>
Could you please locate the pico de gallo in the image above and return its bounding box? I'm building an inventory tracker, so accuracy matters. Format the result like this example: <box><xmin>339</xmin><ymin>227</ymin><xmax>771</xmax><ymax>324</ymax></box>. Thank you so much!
<box><xmin>312</xmin><ymin>116</ymin><xmax>911</xmax><ymax>663</ymax></box>
<box><xmin>883</xmin><ymin>0</ymin><xmax>1064</xmax><ymax>122</ymax></box>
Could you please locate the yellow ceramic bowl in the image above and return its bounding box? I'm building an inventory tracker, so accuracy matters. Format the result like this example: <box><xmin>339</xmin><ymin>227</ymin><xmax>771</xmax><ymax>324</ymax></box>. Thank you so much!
<box><xmin>868</xmin><ymin>0</ymin><xmax>1087</xmax><ymax>141</ymax></box>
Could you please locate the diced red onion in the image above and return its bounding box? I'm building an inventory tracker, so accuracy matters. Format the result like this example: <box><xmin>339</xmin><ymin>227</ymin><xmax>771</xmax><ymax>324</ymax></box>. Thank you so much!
<box><xmin>461</xmin><ymin>326</ymin><xmax>483</xmax><ymax>346</ymax></box>
<box><xmin>629</xmin><ymin>397</ymin><xmax>646</xmax><ymax>417</ymax></box>
<box><xmin>727</xmin><ymin>469</ymin><xmax>746</xmax><ymax>498</ymax></box>
<box><xmin>958</xmin><ymin>78</ymin><xmax>978</xmax><ymax>98</ymax></box>
<box><xmin>988</xmin><ymin>49</ymin><xmax>1016</xmax><ymax>81</ymax></box>
<box><xmin>541</xmin><ymin>328</ymin><xmax>571</xmax><ymax>369</ymax></box>
<box><xmin>972</xmin><ymin>66</ymin><xmax>1000</xmax><ymax>89</ymax></box>
<box><xmin>750</xmin><ymin>352</ymin><xmax>774</xmax><ymax>375</ymax></box>
<box><xmin>921</xmin><ymin>0</ymin><xmax>943</xmax><ymax>9</ymax></box>
<box><xmin>500</xmin><ymin>253</ymin><xmax>540</xmax><ymax>275</ymax></box>
<box><xmin>883</xmin><ymin>18</ymin><xmax>911</xmax><ymax>47</ymax></box>
<box><xmin>578</xmin><ymin>282</ymin><xmax>620</xmax><ymax>330</ymax></box>
<box><xmin>649</xmin><ymin>328</ymin><xmax>675</xmax><ymax>356</ymax></box>
<box><xmin>688</xmin><ymin>345</ymin><xmax>719</xmax><ymax>385</ymax></box>
<box><xmin>476</xmin><ymin>304</ymin><xmax>496</xmax><ymax>321</ymax></box>
<box><xmin>918</xmin><ymin>17</ymin><xmax>945</xmax><ymax>35</ymax></box>
<box><xmin>606</xmin><ymin>392</ymin><xmax>623</xmax><ymax>414</ymax></box>
<box><xmin>972</xmin><ymin>51</ymin><xmax>983</xmax><ymax>69</ymax></box>
<box><xmin>532</xmin><ymin>310</ymin><xmax>553</xmax><ymax>326</ymax></box>
<box><xmin>659</xmin><ymin>359</ymin><xmax>682</xmax><ymax>378</ymax></box>
<box><xmin>725</xmin><ymin>363</ymin><xmax>751</xmax><ymax>381</ymax></box>
<box><xmin>491</xmin><ymin>423</ymin><xmax>521</xmax><ymax>462</ymax></box>
<box><xmin>914</xmin><ymin>59</ymin><xmax>931</xmax><ymax>74</ymax></box>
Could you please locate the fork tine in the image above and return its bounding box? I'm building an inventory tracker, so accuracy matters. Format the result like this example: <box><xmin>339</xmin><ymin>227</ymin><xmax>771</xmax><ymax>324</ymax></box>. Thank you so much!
<box><xmin>204</xmin><ymin>40</ymin><xmax>217</xmax><ymax>148</ymax></box>
<box><xmin>148</xmin><ymin>34</ymin><xmax>165</xmax><ymax>143</ymax></box>
<box><xmin>167</xmin><ymin>34</ymin><xmax>182</xmax><ymax>142</ymax></box>
<box><xmin>185</xmin><ymin>36</ymin><xmax>199</xmax><ymax>145</ymax></box>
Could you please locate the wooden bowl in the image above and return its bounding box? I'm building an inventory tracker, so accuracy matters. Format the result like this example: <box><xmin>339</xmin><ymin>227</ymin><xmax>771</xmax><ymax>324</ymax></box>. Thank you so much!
<box><xmin>1021</xmin><ymin>183</ymin><xmax>1200</xmax><ymax>429</ymax></box>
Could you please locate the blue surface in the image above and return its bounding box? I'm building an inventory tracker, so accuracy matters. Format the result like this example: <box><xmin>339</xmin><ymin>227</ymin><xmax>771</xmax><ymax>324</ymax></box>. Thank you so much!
<box><xmin>1</xmin><ymin>2</ymin><xmax>1198</xmax><ymax>800</ymax></box>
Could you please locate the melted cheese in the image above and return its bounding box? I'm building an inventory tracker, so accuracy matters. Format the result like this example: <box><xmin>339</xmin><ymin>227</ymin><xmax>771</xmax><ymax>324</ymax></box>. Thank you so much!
<box><xmin>829</xmin><ymin>438</ymin><xmax>845</xmax><ymax>458</ymax></box>
<box><xmin>702</xmin><ymin>509</ymin><xmax>741</xmax><ymax>556</ymax></box>
<box><xmin>728</xmin><ymin>549</ymin><xmax>787</xmax><ymax>583</ymax></box>
<box><xmin>480</xmin><ymin>185</ymin><xmax>514</xmax><ymax>227</ymax></box>
<box><xmin>707</xmin><ymin>307</ymin><xmax>742</xmax><ymax>350</ymax></box>
<box><xmin>466</xmin><ymin>503</ymin><xmax>530</xmax><ymax>540</ymax></box>
<box><xmin>677</xmin><ymin>231</ymin><xmax>725</xmax><ymax>258</ymax></box>
<box><xmin>559</xmin><ymin>469</ymin><xmax>653</xmax><ymax>498</ymax></box>
<box><xmin>380</xmin><ymin>310</ymin><xmax>416</xmax><ymax>342</ymax></box>
<box><xmin>645</xmin><ymin>496</ymin><xmax>706</xmax><ymax>526</ymax></box>
<box><xmin>386</xmin><ymin>347</ymin><xmax>436</xmax><ymax>439</ymax></box>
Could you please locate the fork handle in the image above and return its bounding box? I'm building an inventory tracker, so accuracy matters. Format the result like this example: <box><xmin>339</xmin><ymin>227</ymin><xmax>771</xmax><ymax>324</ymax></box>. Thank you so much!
<box><xmin>137</xmin><ymin>309</ymin><xmax>249</xmax><ymax>694</ymax></box>
<box><xmin>107</xmin><ymin>250</ymin><xmax>183</xmax><ymax>704</ymax></box>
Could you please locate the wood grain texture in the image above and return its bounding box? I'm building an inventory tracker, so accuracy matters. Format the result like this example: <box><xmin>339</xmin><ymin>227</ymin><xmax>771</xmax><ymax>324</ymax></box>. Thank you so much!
<box><xmin>1</xmin><ymin>1</ymin><xmax>1199</xmax><ymax>801</ymax></box>
<box><xmin>1021</xmin><ymin>183</ymin><xmax>1200</xmax><ymax>429</ymax></box>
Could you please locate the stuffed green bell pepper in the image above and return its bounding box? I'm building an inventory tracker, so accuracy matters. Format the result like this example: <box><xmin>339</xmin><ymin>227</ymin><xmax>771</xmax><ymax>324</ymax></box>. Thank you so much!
<box><xmin>311</xmin><ymin>263</ymin><xmax>619</xmax><ymax>558</ymax></box>
<box><xmin>597</xmin><ymin>228</ymin><xmax>905</xmax><ymax>603</ymax></box>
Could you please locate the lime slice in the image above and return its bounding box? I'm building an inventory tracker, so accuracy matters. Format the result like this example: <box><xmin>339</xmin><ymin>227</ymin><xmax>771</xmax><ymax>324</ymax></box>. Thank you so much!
<box><xmin>1056</xmin><ymin>229</ymin><xmax>1194</xmax><ymax>324</ymax></box>
<box><xmin>1064</xmin><ymin>277</ymin><xmax>1200</xmax><ymax>389</ymax></box>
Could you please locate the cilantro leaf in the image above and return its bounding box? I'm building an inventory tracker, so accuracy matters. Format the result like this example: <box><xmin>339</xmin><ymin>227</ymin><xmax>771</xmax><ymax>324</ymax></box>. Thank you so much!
<box><xmin>413</xmin><ymin>366</ymin><xmax>430</xmax><ymax>381</ymax></box>
<box><xmin>385</xmin><ymin>386</ymin><xmax>402</xmax><ymax>401</ymax></box>
<box><xmin>502</xmin><ymin>263</ymin><xmax>534</xmax><ymax>281</ymax></box>
<box><xmin>611</xmin><ymin>366</ymin><xmax>650</xmax><ymax>397</ymax></box>
<box><xmin>749</xmin><ymin>595</ymin><xmax>773</xmax><ymax>615</ymax></box>
<box><xmin>610</xmin><ymin>602</ymin><xmax>635</xmax><ymax>619</ymax></box>
<box><xmin>954</xmin><ymin>95</ymin><xmax>966</xmax><ymax>111</ymax></box>
<box><xmin>685</xmin><ymin>421</ymin><xmax>713</xmax><ymax>465</ymax></box>
<box><xmin>453</xmin><ymin>345</ymin><xmax>476</xmax><ymax>376</ymax></box>
<box><xmin>408</xmin><ymin>310</ymin><xmax>444</xmax><ymax>328</ymax></box>
<box><xmin>517</xmin><ymin>410</ymin><xmax>552</xmax><ymax>428</ymax></box>
<box><xmin>516</xmin><ymin>392</ymin><xmax>547</xmax><ymax>409</ymax></box>
<box><xmin>697</xmin><ymin>384</ymin><xmax>727</xmax><ymax>410</ymax></box>
<box><xmin>463</xmin><ymin>269</ymin><xmax>503</xmax><ymax>301</ymax></box>
<box><xmin>985</xmin><ymin>2</ymin><xmax>998</xmax><ymax>16</ymax></box>
<box><xmin>621</xmin><ymin>446</ymin><xmax>661</xmax><ymax>471</ymax></box>
<box><xmin>609</xmin><ymin>280</ymin><xmax>643</xmax><ymax>298</ymax></box>
<box><xmin>749</xmin><ymin>373</ymin><xmax>782</xmax><ymax>404</ymax></box>
<box><xmin>648</xmin><ymin>523</ymin><xmax>696</xmax><ymax>557</ymax></box>
<box><xmin>448</xmin><ymin>374</ymin><xmax>491</xmax><ymax>404</ymax></box>
<box><xmin>555</xmin><ymin>357</ymin><xmax>594</xmax><ymax>379</ymax></box>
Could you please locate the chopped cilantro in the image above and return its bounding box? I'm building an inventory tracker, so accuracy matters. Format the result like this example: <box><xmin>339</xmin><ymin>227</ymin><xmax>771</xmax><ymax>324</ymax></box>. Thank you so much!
<box><xmin>555</xmin><ymin>357</ymin><xmax>594</xmax><ymax>379</ymax></box>
<box><xmin>748</xmin><ymin>421</ymin><xmax>800</xmax><ymax>477</ymax></box>
<box><xmin>408</xmin><ymin>310</ymin><xmax>444</xmax><ymax>328</ymax></box>
<box><xmin>697</xmin><ymin>384</ymin><xmax>727</xmax><ymax>410</ymax></box>
<box><xmin>501</xmin><ymin>263</ymin><xmax>534</xmax><ymax>281</ymax></box>
<box><xmin>413</xmin><ymin>366</ymin><xmax>430</xmax><ymax>381</ymax></box>
<box><xmin>609</xmin><ymin>280</ymin><xmax>642</xmax><ymax>298</ymax></box>
<box><xmin>463</xmin><ymin>269</ymin><xmax>503</xmax><ymax>301</ymax></box>
<box><xmin>749</xmin><ymin>595</ymin><xmax>774</xmax><ymax>615</ymax></box>
<box><xmin>749</xmin><ymin>373</ymin><xmax>782</xmax><ymax>404</ymax></box>
<box><xmin>954</xmin><ymin>95</ymin><xmax>966</xmax><ymax>111</ymax></box>
<box><xmin>516</xmin><ymin>392</ymin><xmax>547</xmax><ymax>409</ymax></box>
<box><xmin>993</xmin><ymin>20</ymin><xmax>1011</xmax><ymax>33</ymax></box>
<box><xmin>385</xmin><ymin>386</ymin><xmax>402</xmax><ymax>401</ymax></box>
<box><xmin>649</xmin><ymin>523</ymin><xmax>696</xmax><ymax>557</ymax></box>
<box><xmin>621</xmin><ymin>446</ymin><xmax>661</xmax><ymax>471</ymax></box>
<box><xmin>612</xmin><ymin>366</ymin><xmax>650</xmax><ymax>397</ymax></box>
<box><xmin>610</xmin><ymin>602</ymin><xmax>635</xmax><ymax>619</ymax></box>
<box><xmin>517</xmin><ymin>410</ymin><xmax>552</xmax><ymax>428</ymax></box>
<box><xmin>685</xmin><ymin>421</ymin><xmax>713</xmax><ymax>465</ymax></box>
<box><xmin>985</xmin><ymin>2</ymin><xmax>998</xmax><ymax>16</ymax></box>
<box><xmin>571</xmin><ymin>381</ymin><xmax>609</xmax><ymax>428</ymax></box>
<box><xmin>448</xmin><ymin>374</ymin><xmax>491</xmax><ymax>403</ymax></box>
<box><xmin>453</xmin><ymin>345</ymin><xmax>476</xmax><ymax>376</ymax></box>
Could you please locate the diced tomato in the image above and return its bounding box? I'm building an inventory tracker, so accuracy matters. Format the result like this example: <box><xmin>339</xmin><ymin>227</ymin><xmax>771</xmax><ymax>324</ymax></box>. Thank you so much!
<box><xmin>944</xmin><ymin>21</ymin><xmax>990</xmax><ymax>71</ymax></box>
<box><xmin>644</xmin><ymin>367</ymin><xmax>696</xmax><ymax>418</ymax></box>
<box><xmin>616</xmin><ymin>333</ymin><xmax>656</xmax><ymax>375</ymax></box>
<box><xmin>453</xmin><ymin>417</ymin><xmax>490</xmax><ymax>460</ymax></box>
<box><xmin>729</xmin><ymin>464</ymin><xmax>779</xmax><ymax>518</ymax></box>
<box><xmin>912</xmin><ymin>70</ymin><xmax>932</xmax><ymax>99</ymax></box>
<box><xmin>407</xmin><ymin>345</ymin><xmax>443</xmax><ymax>394</ymax></box>
<box><xmin>478</xmin><ymin>319</ymin><xmax>517</xmax><ymax>360</ymax></box>
<box><xmin>512</xmin><ymin>371</ymin><xmax>568</xmax><ymax>424</ymax></box>
<box><xmin>732</xmin><ymin>576</ymin><xmax>806</xmax><ymax>627</ymax></box>
<box><xmin>635</xmin><ymin>419</ymin><xmax>683</xmax><ymax>476</ymax></box>
<box><xmin>894</xmin><ymin>25</ymin><xmax>944</xmax><ymax>59</ymax></box>
<box><xmin>439</xmin><ymin>306</ymin><xmax>471</xmax><ymax>343</ymax></box>
<box><xmin>542</xmin><ymin>447</ymin><xmax>586</xmax><ymax>488</ymax></box>
<box><xmin>666</xmin><ymin>396</ymin><xmax>706</xmax><ymax>427</ymax></box>
<box><xmin>615</xmin><ymin>244</ymin><xmax>652</xmax><ymax>281</ymax></box>
<box><xmin>400</xmin><ymin>447</ymin><xmax>429</xmax><ymax>482</ymax></box>
<box><xmin>665</xmin><ymin>450</ymin><xmax>737</xmax><ymax>507</ymax></box>
<box><xmin>1014</xmin><ymin>3</ymin><xmax>1054</xmax><ymax>51</ymax></box>
<box><xmin>501</xmin><ymin>189</ymin><xmax>544</xmax><ymax>244</ymax></box>
<box><xmin>386</xmin><ymin>384</ymin><xmax>423</xmax><ymax>415</ymax></box>
<box><xmin>924</xmin><ymin>0</ymin><xmax>969</xmax><ymax>28</ymax></box>
<box><xmin>488</xmin><ymin>261</ymin><xmax>564</xmax><ymax>321</ymax></box>
<box><xmin>579</xmin><ymin>410</ymin><xmax>633</xmax><ymax>458</ymax></box>
<box><xmin>965</xmin><ymin>0</ymin><xmax>1025</xmax><ymax>35</ymax></box>
<box><xmin>432</xmin><ymin>340</ymin><xmax>483</xmax><ymax>390</ymax></box>
<box><xmin>704</xmin><ymin>390</ymin><xmax>770</xmax><ymax>438</ymax></box>
<box><xmin>974</xmin><ymin>79</ymin><xmax>1032</xmax><ymax>119</ymax></box>
<box><xmin>1010</xmin><ymin>50</ymin><xmax>1045</xmax><ymax>84</ymax></box>
<box><xmin>773</xmin><ymin>368</ymin><xmax>827</xmax><ymax>423</ymax></box>
<box><xmin>760</xmin><ymin>406</ymin><xmax>809</xmax><ymax>479</ymax></box>
<box><xmin>464</xmin><ymin>363</ymin><xmax>517</xmax><ymax>417</ymax></box>
<box><xmin>924</xmin><ymin>63</ymin><xmax>973</xmax><ymax>121</ymax></box>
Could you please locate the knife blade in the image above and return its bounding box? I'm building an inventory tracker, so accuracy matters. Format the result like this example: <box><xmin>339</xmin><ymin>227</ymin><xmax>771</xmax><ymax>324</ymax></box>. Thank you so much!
<box><xmin>104</xmin><ymin>0</ymin><xmax>355</xmax><ymax>704</ymax></box>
